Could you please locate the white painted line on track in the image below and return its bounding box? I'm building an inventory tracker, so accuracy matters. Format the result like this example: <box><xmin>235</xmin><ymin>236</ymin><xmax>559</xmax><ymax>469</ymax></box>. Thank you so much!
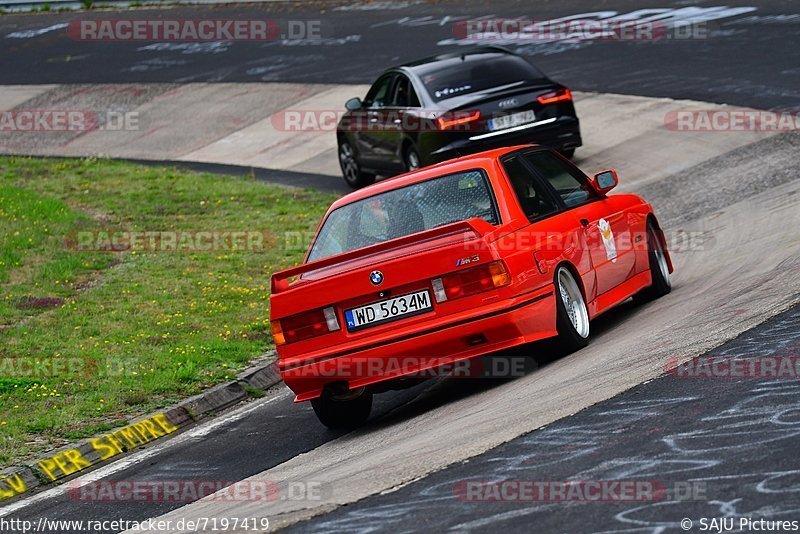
<box><xmin>6</xmin><ymin>23</ymin><xmax>68</xmax><ymax>39</ymax></box>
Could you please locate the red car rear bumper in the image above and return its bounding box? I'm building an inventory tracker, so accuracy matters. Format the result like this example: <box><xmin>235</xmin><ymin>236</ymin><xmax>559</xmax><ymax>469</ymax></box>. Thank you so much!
<box><xmin>279</xmin><ymin>285</ymin><xmax>557</xmax><ymax>402</ymax></box>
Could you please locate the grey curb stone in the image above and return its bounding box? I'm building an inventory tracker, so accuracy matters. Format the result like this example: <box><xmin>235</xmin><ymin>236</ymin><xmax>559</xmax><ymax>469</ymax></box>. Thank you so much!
<box><xmin>177</xmin><ymin>381</ymin><xmax>249</xmax><ymax>420</ymax></box>
<box><xmin>0</xmin><ymin>353</ymin><xmax>281</xmax><ymax>504</ymax></box>
<box><xmin>238</xmin><ymin>352</ymin><xmax>281</xmax><ymax>390</ymax></box>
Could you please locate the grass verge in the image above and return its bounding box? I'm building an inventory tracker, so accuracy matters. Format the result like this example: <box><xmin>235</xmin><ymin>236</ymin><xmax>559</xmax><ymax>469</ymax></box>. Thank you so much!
<box><xmin>0</xmin><ymin>156</ymin><xmax>335</xmax><ymax>467</ymax></box>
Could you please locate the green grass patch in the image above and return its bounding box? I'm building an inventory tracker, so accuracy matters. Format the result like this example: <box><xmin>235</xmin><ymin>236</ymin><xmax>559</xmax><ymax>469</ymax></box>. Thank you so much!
<box><xmin>0</xmin><ymin>157</ymin><xmax>335</xmax><ymax>466</ymax></box>
<box><xmin>243</xmin><ymin>385</ymin><xmax>266</xmax><ymax>399</ymax></box>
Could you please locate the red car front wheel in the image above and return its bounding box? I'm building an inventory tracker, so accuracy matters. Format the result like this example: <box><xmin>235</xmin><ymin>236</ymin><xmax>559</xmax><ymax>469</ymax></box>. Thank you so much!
<box><xmin>554</xmin><ymin>266</ymin><xmax>590</xmax><ymax>352</ymax></box>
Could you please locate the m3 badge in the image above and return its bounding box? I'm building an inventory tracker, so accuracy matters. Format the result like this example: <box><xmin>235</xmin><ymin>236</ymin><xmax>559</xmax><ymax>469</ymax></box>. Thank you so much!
<box><xmin>456</xmin><ymin>255</ymin><xmax>480</xmax><ymax>267</ymax></box>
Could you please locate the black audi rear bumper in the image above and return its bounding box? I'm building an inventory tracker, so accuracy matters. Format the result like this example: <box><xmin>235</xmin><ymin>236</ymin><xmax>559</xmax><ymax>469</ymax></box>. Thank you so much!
<box><xmin>427</xmin><ymin>115</ymin><xmax>581</xmax><ymax>164</ymax></box>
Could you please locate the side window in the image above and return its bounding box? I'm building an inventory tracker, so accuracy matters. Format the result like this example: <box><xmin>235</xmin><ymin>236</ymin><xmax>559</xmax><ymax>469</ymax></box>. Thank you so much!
<box><xmin>364</xmin><ymin>75</ymin><xmax>394</xmax><ymax>109</ymax></box>
<box><xmin>502</xmin><ymin>155</ymin><xmax>559</xmax><ymax>220</ymax></box>
<box><xmin>523</xmin><ymin>152</ymin><xmax>596</xmax><ymax>207</ymax></box>
<box><xmin>311</xmin><ymin>212</ymin><xmax>348</xmax><ymax>259</ymax></box>
<box><xmin>392</xmin><ymin>75</ymin><xmax>421</xmax><ymax>108</ymax></box>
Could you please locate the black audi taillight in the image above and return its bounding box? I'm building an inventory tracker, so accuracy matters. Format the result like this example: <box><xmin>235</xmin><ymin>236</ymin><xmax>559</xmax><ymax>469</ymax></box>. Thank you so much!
<box><xmin>537</xmin><ymin>88</ymin><xmax>572</xmax><ymax>105</ymax></box>
<box><xmin>436</xmin><ymin>110</ymin><xmax>482</xmax><ymax>131</ymax></box>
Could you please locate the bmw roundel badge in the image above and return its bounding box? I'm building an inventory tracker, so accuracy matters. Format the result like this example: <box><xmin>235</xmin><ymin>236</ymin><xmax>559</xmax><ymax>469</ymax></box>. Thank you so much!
<box><xmin>369</xmin><ymin>270</ymin><xmax>384</xmax><ymax>285</ymax></box>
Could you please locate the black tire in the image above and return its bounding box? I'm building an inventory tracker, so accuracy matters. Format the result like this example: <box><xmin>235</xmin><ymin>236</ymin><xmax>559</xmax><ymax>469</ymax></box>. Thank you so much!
<box><xmin>634</xmin><ymin>222</ymin><xmax>672</xmax><ymax>303</ymax></box>
<box><xmin>404</xmin><ymin>145</ymin><xmax>422</xmax><ymax>173</ymax></box>
<box><xmin>554</xmin><ymin>266</ymin><xmax>590</xmax><ymax>352</ymax></box>
<box><xmin>559</xmin><ymin>148</ymin><xmax>576</xmax><ymax>159</ymax></box>
<box><xmin>339</xmin><ymin>140</ymin><xmax>375</xmax><ymax>189</ymax></box>
<box><xmin>311</xmin><ymin>388</ymin><xmax>372</xmax><ymax>429</ymax></box>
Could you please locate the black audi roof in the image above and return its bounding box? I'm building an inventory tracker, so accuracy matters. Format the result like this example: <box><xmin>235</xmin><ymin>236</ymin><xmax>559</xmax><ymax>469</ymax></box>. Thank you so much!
<box><xmin>397</xmin><ymin>46</ymin><xmax>515</xmax><ymax>72</ymax></box>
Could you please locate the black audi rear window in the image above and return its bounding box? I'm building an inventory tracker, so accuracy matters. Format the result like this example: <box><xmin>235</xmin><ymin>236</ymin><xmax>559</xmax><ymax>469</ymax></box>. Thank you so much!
<box><xmin>420</xmin><ymin>54</ymin><xmax>547</xmax><ymax>102</ymax></box>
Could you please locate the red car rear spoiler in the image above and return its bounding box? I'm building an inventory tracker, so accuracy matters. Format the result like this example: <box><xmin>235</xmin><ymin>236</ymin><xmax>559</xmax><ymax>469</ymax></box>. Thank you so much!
<box><xmin>271</xmin><ymin>218</ymin><xmax>494</xmax><ymax>294</ymax></box>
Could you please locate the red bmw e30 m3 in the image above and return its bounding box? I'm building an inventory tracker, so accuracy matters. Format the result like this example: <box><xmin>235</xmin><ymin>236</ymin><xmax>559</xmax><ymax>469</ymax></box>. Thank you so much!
<box><xmin>270</xmin><ymin>145</ymin><xmax>672</xmax><ymax>428</ymax></box>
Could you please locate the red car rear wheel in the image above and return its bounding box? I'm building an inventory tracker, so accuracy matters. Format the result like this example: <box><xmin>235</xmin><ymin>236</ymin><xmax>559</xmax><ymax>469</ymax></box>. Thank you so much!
<box><xmin>311</xmin><ymin>387</ymin><xmax>373</xmax><ymax>429</ymax></box>
<box><xmin>634</xmin><ymin>222</ymin><xmax>672</xmax><ymax>303</ymax></box>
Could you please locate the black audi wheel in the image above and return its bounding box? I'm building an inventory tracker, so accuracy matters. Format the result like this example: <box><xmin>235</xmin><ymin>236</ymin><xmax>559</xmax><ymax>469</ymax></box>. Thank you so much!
<box><xmin>404</xmin><ymin>146</ymin><xmax>422</xmax><ymax>173</ymax></box>
<box><xmin>339</xmin><ymin>141</ymin><xmax>375</xmax><ymax>189</ymax></box>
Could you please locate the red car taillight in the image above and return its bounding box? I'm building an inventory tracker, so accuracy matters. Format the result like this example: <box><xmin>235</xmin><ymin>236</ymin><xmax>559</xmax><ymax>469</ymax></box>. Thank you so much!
<box><xmin>272</xmin><ymin>306</ymin><xmax>339</xmax><ymax>345</ymax></box>
<box><xmin>431</xmin><ymin>261</ymin><xmax>511</xmax><ymax>303</ymax></box>
<box><xmin>537</xmin><ymin>88</ymin><xmax>572</xmax><ymax>105</ymax></box>
<box><xmin>436</xmin><ymin>110</ymin><xmax>482</xmax><ymax>130</ymax></box>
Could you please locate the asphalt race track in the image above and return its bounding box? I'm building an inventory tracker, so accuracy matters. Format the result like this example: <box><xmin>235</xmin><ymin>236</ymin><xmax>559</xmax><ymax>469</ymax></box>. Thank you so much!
<box><xmin>1</xmin><ymin>0</ymin><xmax>799</xmax><ymax>533</ymax></box>
<box><xmin>288</xmin><ymin>305</ymin><xmax>800</xmax><ymax>533</ymax></box>
<box><xmin>1</xmin><ymin>0</ymin><xmax>799</xmax><ymax>110</ymax></box>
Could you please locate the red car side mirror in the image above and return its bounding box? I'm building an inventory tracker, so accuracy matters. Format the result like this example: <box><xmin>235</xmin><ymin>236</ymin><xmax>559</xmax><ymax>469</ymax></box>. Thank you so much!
<box><xmin>593</xmin><ymin>169</ymin><xmax>618</xmax><ymax>195</ymax></box>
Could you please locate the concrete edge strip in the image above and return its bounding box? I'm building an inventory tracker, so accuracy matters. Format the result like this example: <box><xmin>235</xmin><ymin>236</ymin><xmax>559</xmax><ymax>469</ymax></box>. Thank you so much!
<box><xmin>0</xmin><ymin>351</ymin><xmax>281</xmax><ymax>504</ymax></box>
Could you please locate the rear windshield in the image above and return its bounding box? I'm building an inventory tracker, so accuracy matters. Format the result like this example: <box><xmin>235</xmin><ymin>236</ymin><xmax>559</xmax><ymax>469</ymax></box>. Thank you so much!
<box><xmin>421</xmin><ymin>55</ymin><xmax>547</xmax><ymax>102</ymax></box>
<box><xmin>307</xmin><ymin>170</ymin><xmax>499</xmax><ymax>262</ymax></box>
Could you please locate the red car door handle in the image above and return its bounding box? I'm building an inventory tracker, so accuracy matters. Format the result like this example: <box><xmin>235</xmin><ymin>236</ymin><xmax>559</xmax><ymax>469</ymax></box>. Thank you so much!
<box><xmin>580</xmin><ymin>218</ymin><xmax>590</xmax><ymax>227</ymax></box>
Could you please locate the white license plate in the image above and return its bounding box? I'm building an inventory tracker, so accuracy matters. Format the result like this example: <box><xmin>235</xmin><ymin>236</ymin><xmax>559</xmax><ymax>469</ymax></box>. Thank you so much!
<box><xmin>488</xmin><ymin>110</ymin><xmax>536</xmax><ymax>131</ymax></box>
<box><xmin>345</xmin><ymin>290</ymin><xmax>432</xmax><ymax>331</ymax></box>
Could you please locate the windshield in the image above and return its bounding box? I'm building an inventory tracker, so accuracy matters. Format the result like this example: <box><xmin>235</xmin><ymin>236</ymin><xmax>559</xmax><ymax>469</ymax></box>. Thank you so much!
<box><xmin>420</xmin><ymin>55</ymin><xmax>547</xmax><ymax>102</ymax></box>
<box><xmin>307</xmin><ymin>170</ymin><xmax>499</xmax><ymax>262</ymax></box>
